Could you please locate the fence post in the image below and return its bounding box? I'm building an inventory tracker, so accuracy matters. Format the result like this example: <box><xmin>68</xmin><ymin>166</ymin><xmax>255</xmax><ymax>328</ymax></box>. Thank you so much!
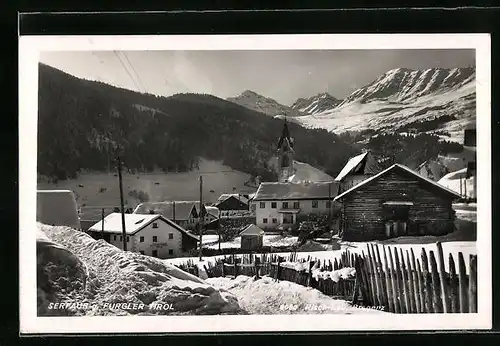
<box><xmin>421</xmin><ymin>248</ymin><xmax>434</xmax><ymax>313</ymax></box>
<box><xmin>394</xmin><ymin>248</ymin><xmax>406</xmax><ymax>313</ymax></box>
<box><xmin>387</xmin><ymin>247</ymin><xmax>400</xmax><ymax>313</ymax></box>
<box><xmin>469</xmin><ymin>254</ymin><xmax>477</xmax><ymax>313</ymax></box>
<box><xmin>399</xmin><ymin>248</ymin><xmax>411</xmax><ymax>313</ymax></box>
<box><xmin>448</xmin><ymin>254</ymin><xmax>459</xmax><ymax>313</ymax></box>
<box><xmin>416</xmin><ymin>258</ymin><xmax>426</xmax><ymax>313</ymax></box>
<box><xmin>429</xmin><ymin>251</ymin><xmax>444</xmax><ymax>313</ymax></box>
<box><xmin>436</xmin><ymin>242</ymin><xmax>450</xmax><ymax>313</ymax></box>
<box><xmin>405</xmin><ymin>250</ymin><xmax>417</xmax><ymax>313</ymax></box>
<box><xmin>410</xmin><ymin>249</ymin><xmax>422</xmax><ymax>313</ymax></box>
<box><xmin>374</xmin><ymin>244</ymin><xmax>389</xmax><ymax>310</ymax></box>
<box><xmin>255</xmin><ymin>256</ymin><xmax>261</xmax><ymax>279</ymax></box>
<box><xmin>367</xmin><ymin>245</ymin><xmax>382</xmax><ymax>307</ymax></box>
<box><xmin>458</xmin><ymin>252</ymin><xmax>469</xmax><ymax>313</ymax></box>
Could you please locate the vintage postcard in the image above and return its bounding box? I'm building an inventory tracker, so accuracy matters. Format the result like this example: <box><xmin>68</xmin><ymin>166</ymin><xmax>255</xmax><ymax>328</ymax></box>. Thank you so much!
<box><xmin>19</xmin><ymin>33</ymin><xmax>491</xmax><ymax>333</ymax></box>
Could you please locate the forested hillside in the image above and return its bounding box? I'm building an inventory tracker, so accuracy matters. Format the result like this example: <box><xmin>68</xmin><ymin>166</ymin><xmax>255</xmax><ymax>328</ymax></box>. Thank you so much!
<box><xmin>38</xmin><ymin>64</ymin><xmax>358</xmax><ymax>182</ymax></box>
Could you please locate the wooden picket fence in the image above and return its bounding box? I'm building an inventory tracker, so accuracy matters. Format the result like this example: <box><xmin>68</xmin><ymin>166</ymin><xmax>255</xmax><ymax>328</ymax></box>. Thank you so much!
<box><xmin>353</xmin><ymin>242</ymin><xmax>478</xmax><ymax>313</ymax></box>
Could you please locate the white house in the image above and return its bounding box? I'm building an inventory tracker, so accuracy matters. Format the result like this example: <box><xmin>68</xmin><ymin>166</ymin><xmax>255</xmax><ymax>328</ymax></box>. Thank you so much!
<box><xmin>250</xmin><ymin>181</ymin><xmax>340</xmax><ymax>231</ymax></box>
<box><xmin>88</xmin><ymin>213</ymin><xmax>198</xmax><ymax>259</ymax></box>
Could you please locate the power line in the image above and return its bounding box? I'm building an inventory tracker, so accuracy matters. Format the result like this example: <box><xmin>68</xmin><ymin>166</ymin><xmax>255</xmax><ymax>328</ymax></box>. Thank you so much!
<box><xmin>113</xmin><ymin>50</ymin><xmax>142</xmax><ymax>93</ymax></box>
<box><xmin>121</xmin><ymin>51</ymin><xmax>147</xmax><ymax>94</ymax></box>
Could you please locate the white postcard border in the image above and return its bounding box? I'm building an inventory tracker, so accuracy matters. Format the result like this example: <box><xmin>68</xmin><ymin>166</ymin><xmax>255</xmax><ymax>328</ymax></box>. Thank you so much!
<box><xmin>19</xmin><ymin>33</ymin><xmax>492</xmax><ymax>333</ymax></box>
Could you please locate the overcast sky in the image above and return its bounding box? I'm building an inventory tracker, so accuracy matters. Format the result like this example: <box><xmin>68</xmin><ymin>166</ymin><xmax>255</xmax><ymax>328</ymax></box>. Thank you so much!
<box><xmin>40</xmin><ymin>49</ymin><xmax>475</xmax><ymax>105</ymax></box>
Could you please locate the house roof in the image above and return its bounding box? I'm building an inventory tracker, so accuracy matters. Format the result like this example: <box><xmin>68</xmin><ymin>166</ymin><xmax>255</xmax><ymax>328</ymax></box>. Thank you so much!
<box><xmin>334</xmin><ymin>151</ymin><xmax>381</xmax><ymax>181</ymax></box>
<box><xmin>287</xmin><ymin>160</ymin><xmax>334</xmax><ymax>183</ymax></box>
<box><xmin>88</xmin><ymin>213</ymin><xmax>198</xmax><ymax>240</ymax></box>
<box><xmin>240</xmin><ymin>224</ymin><xmax>265</xmax><ymax>236</ymax></box>
<box><xmin>217</xmin><ymin>194</ymin><xmax>249</xmax><ymax>205</ymax></box>
<box><xmin>334</xmin><ymin>164</ymin><xmax>462</xmax><ymax>201</ymax></box>
<box><xmin>205</xmin><ymin>206</ymin><xmax>220</xmax><ymax>218</ymax></box>
<box><xmin>133</xmin><ymin>201</ymin><xmax>202</xmax><ymax>220</ymax></box>
<box><xmin>252</xmin><ymin>181</ymin><xmax>340</xmax><ymax>201</ymax></box>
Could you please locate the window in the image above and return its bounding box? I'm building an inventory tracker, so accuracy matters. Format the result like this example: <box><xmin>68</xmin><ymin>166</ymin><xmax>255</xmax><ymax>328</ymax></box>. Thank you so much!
<box><xmin>139</xmin><ymin>251</ymin><xmax>145</xmax><ymax>255</ymax></box>
<box><xmin>282</xmin><ymin>202</ymin><xmax>289</xmax><ymax>209</ymax></box>
<box><xmin>126</xmin><ymin>236</ymin><xmax>129</xmax><ymax>242</ymax></box>
<box><xmin>152</xmin><ymin>250</ymin><xmax>158</xmax><ymax>257</ymax></box>
<box><xmin>168</xmin><ymin>249</ymin><xmax>174</xmax><ymax>255</ymax></box>
<box><xmin>260</xmin><ymin>202</ymin><xmax>266</xmax><ymax>209</ymax></box>
<box><xmin>271</xmin><ymin>202</ymin><xmax>277</xmax><ymax>208</ymax></box>
<box><xmin>153</xmin><ymin>236</ymin><xmax>158</xmax><ymax>242</ymax></box>
<box><xmin>312</xmin><ymin>200</ymin><xmax>318</xmax><ymax>208</ymax></box>
<box><xmin>152</xmin><ymin>222</ymin><xmax>158</xmax><ymax>229</ymax></box>
<box><xmin>272</xmin><ymin>218</ymin><xmax>278</xmax><ymax>224</ymax></box>
<box><xmin>114</xmin><ymin>235</ymin><xmax>117</xmax><ymax>241</ymax></box>
<box><xmin>326</xmin><ymin>201</ymin><xmax>332</xmax><ymax>209</ymax></box>
<box><xmin>169</xmin><ymin>233</ymin><xmax>173</xmax><ymax>239</ymax></box>
<box><xmin>293</xmin><ymin>201</ymin><xmax>300</xmax><ymax>209</ymax></box>
<box><xmin>119</xmin><ymin>236</ymin><xmax>122</xmax><ymax>241</ymax></box>
<box><xmin>263</xmin><ymin>218</ymin><xmax>268</xmax><ymax>224</ymax></box>
<box><xmin>139</xmin><ymin>236</ymin><xmax>144</xmax><ymax>243</ymax></box>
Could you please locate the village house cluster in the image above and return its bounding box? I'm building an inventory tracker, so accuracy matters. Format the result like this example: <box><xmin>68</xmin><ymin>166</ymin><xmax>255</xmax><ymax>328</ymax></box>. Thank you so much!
<box><xmin>36</xmin><ymin>120</ymin><xmax>476</xmax><ymax>259</ymax></box>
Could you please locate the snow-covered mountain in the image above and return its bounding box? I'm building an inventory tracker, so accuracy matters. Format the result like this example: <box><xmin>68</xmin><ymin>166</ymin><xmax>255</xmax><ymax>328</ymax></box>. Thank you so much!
<box><xmin>291</xmin><ymin>92</ymin><xmax>342</xmax><ymax>115</ymax></box>
<box><xmin>227</xmin><ymin>90</ymin><xmax>304</xmax><ymax>118</ymax></box>
<box><xmin>296</xmin><ymin>67</ymin><xmax>476</xmax><ymax>144</ymax></box>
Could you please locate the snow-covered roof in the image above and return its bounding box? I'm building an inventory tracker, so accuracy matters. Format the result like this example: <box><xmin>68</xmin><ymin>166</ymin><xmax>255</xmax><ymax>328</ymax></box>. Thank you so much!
<box><xmin>334</xmin><ymin>164</ymin><xmax>462</xmax><ymax>201</ymax></box>
<box><xmin>287</xmin><ymin>160</ymin><xmax>334</xmax><ymax>183</ymax></box>
<box><xmin>217</xmin><ymin>194</ymin><xmax>249</xmax><ymax>205</ymax></box>
<box><xmin>88</xmin><ymin>213</ymin><xmax>198</xmax><ymax>240</ymax></box>
<box><xmin>335</xmin><ymin>152</ymin><xmax>381</xmax><ymax>181</ymax></box>
<box><xmin>240</xmin><ymin>224</ymin><xmax>265</xmax><ymax>236</ymax></box>
<box><xmin>205</xmin><ymin>206</ymin><xmax>220</xmax><ymax>218</ymax></box>
<box><xmin>252</xmin><ymin>181</ymin><xmax>340</xmax><ymax>201</ymax></box>
<box><xmin>133</xmin><ymin>201</ymin><xmax>202</xmax><ymax>220</ymax></box>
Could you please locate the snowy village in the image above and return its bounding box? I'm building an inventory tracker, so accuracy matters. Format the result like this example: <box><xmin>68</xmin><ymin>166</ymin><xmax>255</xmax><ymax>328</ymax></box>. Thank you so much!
<box><xmin>34</xmin><ymin>50</ymin><xmax>479</xmax><ymax>317</ymax></box>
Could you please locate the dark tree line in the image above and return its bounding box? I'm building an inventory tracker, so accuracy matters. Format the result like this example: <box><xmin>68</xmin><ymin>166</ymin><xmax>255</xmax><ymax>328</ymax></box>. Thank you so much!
<box><xmin>38</xmin><ymin>63</ymin><xmax>358</xmax><ymax>183</ymax></box>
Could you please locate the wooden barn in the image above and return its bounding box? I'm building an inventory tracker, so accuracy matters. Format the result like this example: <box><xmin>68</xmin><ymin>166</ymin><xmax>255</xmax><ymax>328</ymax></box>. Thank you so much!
<box><xmin>216</xmin><ymin>194</ymin><xmax>250</xmax><ymax>211</ymax></box>
<box><xmin>334</xmin><ymin>164</ymin><xmax>462</xmax><ymax>241</ymax></box>
<box><xmin>240</xmin><ymin>224</ymin><xmax>265</xmax><ymax>250</ymax></box>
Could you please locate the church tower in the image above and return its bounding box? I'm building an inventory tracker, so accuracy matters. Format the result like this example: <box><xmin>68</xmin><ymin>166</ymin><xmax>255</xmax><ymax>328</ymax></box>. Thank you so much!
<box><xmin>276</xmin><ymin>117</ymin><xmax>295</xmax><ymax>182</ymax></box>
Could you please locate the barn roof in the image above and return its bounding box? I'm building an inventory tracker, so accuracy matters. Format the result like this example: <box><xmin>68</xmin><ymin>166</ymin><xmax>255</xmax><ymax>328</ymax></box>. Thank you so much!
<box><xmin>88</xmin><ymin>213</ymin><xmax>198</xmax><ymax>239</ymax></box>
<box><xmin>240</xmin><ymin>224</ymin><xmax>265</xmax><ymax>236</ymax></box>
<box><xmin>252</xmin><ymin>181</ymin><xmax>340</xmax><ymax>201</ymax></box>
<box><xmin>334</xmin><ymin>151</ymin><xmax>381</xmax><ymax>181</ymax></box>
<box><xmin>334</xmin><ymin>164</ymin><xmax>462</xmax><ymax>201</ymax></box>
<box><xmin>133</xmin><ymin>201</ymin><xmax>201</xmax><ymax>220</ymax></box>
<box><xmin>217</xmin><ymin>194</ymin><xmax>249</xmax><ymax>205</ymax></box>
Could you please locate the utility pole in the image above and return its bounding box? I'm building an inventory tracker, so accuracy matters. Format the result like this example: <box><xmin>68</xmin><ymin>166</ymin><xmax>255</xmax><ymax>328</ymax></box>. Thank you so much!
<box><xmin>101</xmin><ymin>208</ymin><xmax>105</xmax><ymax>239</ymax></box>
<box><xmin>199</xmin><ymin>176</ymin><xmax>204</xmax><ymax>261</ymax></box>
<box><xmin>173</xmin><ymin>201</ymin><xmax>176</xmax><ymax>224</ymax></box>
<box><xmin>328</xmin><ymin>182</ymin><xmax>332</xmax><ymax>231</ymax></box>
<box><xmin>117</xmin><ymin>155</ymin><xmax>127</xmax><ymax>251</ymax></box>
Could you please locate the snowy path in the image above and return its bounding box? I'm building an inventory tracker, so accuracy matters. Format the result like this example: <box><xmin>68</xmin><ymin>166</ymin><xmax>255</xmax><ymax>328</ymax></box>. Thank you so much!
<box><xmin>206</xmin><ymin>276</ymin><xmax>388</xmax><ymax>315</ymax></box>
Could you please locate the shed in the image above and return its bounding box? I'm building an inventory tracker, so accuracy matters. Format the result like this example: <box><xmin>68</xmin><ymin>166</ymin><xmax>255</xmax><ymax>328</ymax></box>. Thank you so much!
<box><xmin>36</xmin><ymin>190</ymin><xmax>80</xmax><ymax>230</ymax></box>
<box><xmin>240</xmin><ymin>224</ymin><xmax>265</xmax><ymax>250</ymax></box>
<box><xmin>334</xmin><ymin>164</ymin><xmax>462</xmax><ymax>241</ymax></box>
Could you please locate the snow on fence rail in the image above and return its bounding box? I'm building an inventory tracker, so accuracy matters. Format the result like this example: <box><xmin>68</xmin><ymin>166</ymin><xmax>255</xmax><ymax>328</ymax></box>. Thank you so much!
<box><xmin>175</xmin><ymin>242</ymin><xmax>478</xmax><ymax>314</ymax></box>
<box><xmin>175</xmin><ymin>251</ymin><xmax>358</xmax><ymax>301</ymax></box>
<box><xmin>355</xmin><ymin>242</ymin><xmax>478</xmax><ymax>314</ymax></box>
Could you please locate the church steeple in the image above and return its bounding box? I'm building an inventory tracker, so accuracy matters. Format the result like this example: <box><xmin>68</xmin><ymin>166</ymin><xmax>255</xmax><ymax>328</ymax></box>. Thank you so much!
<box><xmin>276</xmin><ymin>116</ymin><xmax>295</xmax><ymax>182</ymax></box>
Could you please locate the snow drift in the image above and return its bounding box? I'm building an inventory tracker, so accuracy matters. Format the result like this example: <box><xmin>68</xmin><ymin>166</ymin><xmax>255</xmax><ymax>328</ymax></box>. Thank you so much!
<box><xmin>37</xmin><ymin>223</ymin><xmax>245</xmax><ymax>316</ymax></box>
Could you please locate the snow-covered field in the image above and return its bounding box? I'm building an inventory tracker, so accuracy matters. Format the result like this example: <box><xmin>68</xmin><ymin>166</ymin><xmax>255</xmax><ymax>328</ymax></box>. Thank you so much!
<box><xmin>206</xmin><ymin>275</ymin><xmax>387</xmax><ymax>315</ymax></box>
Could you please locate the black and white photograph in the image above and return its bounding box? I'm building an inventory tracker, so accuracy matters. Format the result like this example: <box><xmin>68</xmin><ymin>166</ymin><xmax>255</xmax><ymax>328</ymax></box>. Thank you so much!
<box><xmin>19</xmin><ymin>34</ymin><xmax>491</xmax><ymax>333</ymax></box>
